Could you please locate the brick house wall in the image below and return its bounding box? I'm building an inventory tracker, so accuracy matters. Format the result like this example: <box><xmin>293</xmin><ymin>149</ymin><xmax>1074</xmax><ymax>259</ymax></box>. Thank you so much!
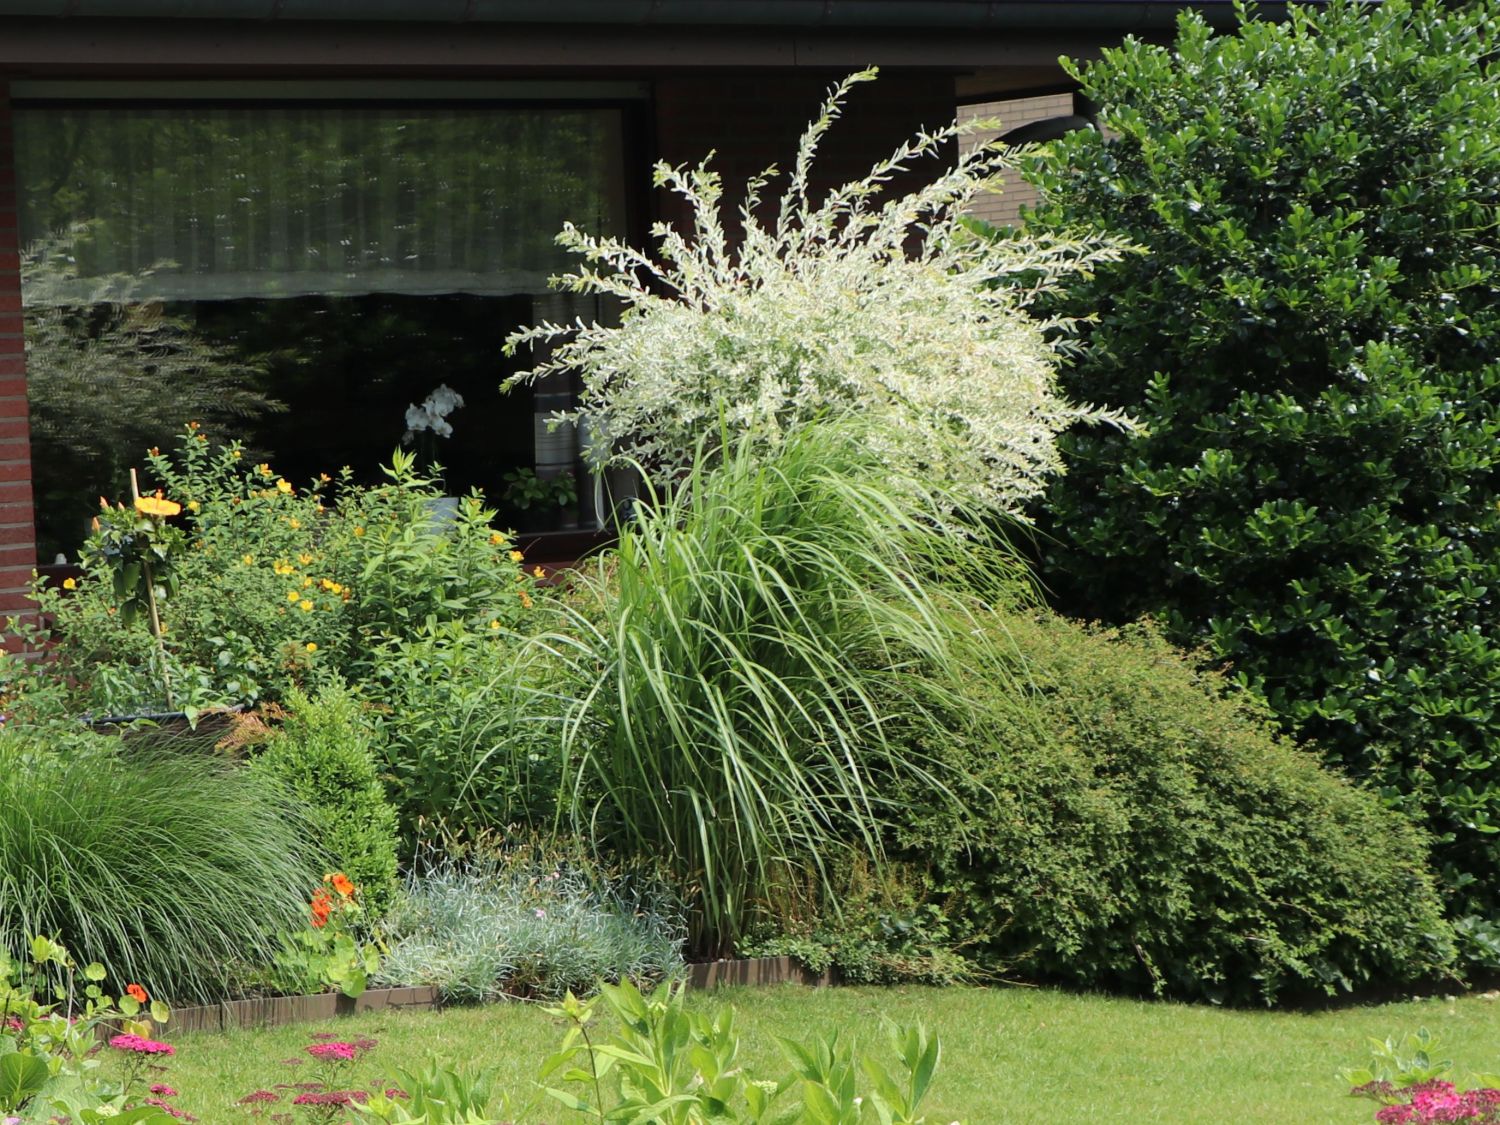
<box><xmin>0</xmin><ymin>81</ymin><xmax>35</xmax><ymax>619</ymax></box>
<box><xmin>957</xmin><ymin>91</ymin><xmax>1075</xmax><ymax>228</ymax></box>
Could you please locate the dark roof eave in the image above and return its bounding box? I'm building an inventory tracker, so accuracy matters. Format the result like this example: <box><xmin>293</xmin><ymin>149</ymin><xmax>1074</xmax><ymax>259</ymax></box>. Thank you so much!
<box><xmin>0</xmin><ymin>1</ymin><xmax>1297</xmax><ymax>30</ymax></box>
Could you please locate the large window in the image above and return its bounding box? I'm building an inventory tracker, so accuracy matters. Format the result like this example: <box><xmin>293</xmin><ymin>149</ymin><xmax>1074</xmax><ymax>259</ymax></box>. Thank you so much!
<box><xmin>14</xmin><ymin>90</ymin><xmax>633</xmax><ymax>561</ymax></box>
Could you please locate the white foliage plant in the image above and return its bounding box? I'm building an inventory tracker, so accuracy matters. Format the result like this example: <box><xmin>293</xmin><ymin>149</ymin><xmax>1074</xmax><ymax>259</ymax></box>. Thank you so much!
<box><xmin>504</xmin><ymin>68</ymin><xmax>1132</xmax><ymax>517</ymax></box>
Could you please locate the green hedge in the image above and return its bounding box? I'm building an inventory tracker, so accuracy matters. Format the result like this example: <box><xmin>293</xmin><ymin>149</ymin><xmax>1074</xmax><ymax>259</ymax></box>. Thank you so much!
<box><xmin>1022</xmin><ymin>0</ymin><xmax>1500</xmax><ymax>922</ymax></box>
<box><xmin>897</xmin><ymin>612</ymin><xmax>1456</xmax><ymax>1005</ymax></box>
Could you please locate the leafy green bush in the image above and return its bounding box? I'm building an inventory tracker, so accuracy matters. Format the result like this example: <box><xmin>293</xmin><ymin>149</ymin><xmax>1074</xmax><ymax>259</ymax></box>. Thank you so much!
<box><xmin>896</xmin><ymin>610</ymin><xmax>1455</xmax><ymax>1005</ymax></box>
<box><xmin>7</xmin><ymin>428</ymin><xmax>541</xmax><ymax>714</ymax></box>
<box><xmin>376</xmin><ymin>852</ymin><xmax>684</xmax><ymax>1003</ymax></box>
<box><xmin>1022</xmin><ymin>0</ymin><xmax>1500</xmax><ymax>919</ymax></box>
<box><xmin>366</xmin><ymin>623</ymin><xmax>567</xmax><ymax>848</ymax></box>
<box><xmin>0</xmin><ymin>730</ymin><xmax>321</xmax><ymax>1003</ymax></box>
<box><xmin>526</xmin><ymin>420</ymin><xmax>1022</xmax><ymax>952</ymax></box>
<box><xmin>247</xmin><ymin>683</ymin><xmax>400</xmax><ymax>915</ymax></box>
<box><xmin>738</xmin><ymin>858</ymin><xmax>974</xmax><ymax>986</ymax></box>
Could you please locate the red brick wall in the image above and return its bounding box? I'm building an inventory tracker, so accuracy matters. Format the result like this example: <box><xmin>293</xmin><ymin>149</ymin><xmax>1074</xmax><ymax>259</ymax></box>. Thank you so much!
<box><xmin>0</xmin><ymin>81</ymin><xmax>37</xmax><ymax>618</ymax></box>
<box><xmin>652</xmin><ymin>72</ymin><xmax>958</xmax><ymax>235</ymax></box>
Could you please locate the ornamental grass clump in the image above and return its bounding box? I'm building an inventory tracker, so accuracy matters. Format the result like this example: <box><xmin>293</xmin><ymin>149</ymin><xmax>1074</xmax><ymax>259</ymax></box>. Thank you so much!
<box><xmin>526</xmin><ymin>421</ymin><xmax>1025</xmax><ymax>951</ymax></box>
<box><xmin>0</xmin><ymin>729</ymin><xmax>322</xmax><ymax>1003</ymax></box>
<box><xmin>504</xmin><ymin>67</ymin><xmax>1130</xmax><ymax>517</ymax></box>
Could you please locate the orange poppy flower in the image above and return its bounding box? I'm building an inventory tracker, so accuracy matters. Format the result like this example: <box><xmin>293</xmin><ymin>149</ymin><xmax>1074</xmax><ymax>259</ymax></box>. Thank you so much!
<box><xmin>310</xmin><ymin>891</ymin><xmax>332</xmax><ymax>928</ymax></box>
<box><xmin>125</xmin><ymin>983</ymin><xmax>149</xmax><ymax>1005</ymax></box>
<box><xmin>329</xmin><ymin>873</ymin><xmax>355</xmax><ymax>898</ymax></box>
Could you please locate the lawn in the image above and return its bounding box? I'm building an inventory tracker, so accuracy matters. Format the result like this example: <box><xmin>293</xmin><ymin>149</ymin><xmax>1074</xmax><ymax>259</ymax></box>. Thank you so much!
<box><xmin>163</xmin><ymin>984</ymin><xmax>1500</xmax><ymax>1123</ymax></box>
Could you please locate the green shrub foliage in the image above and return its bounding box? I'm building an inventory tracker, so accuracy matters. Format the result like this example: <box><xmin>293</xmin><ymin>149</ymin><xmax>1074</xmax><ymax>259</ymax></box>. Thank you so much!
<box><xmin>1023</xmin><ymin>0</ymin><xmax>1500</xmax><ymax>917</ymax></box>
<box><xmin>898</xmin><ymin>612</ymin><xmax>1456</xmax><ymax>1005</ymax></box>
<box><xmin>248</xmin><ymin>683</ymin><xmax>401</xmax><ymax>915</ymax></box>
<box><xmin>0</xmin><ymin>730</ymin><xmax>321</xmax><ymax>1003</ymax></box>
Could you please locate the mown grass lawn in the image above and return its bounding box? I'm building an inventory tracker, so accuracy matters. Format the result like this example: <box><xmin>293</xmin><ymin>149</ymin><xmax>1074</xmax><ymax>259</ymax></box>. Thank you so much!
<box><xmin>163</xmin><ymin>984</ymin><xmax>1500</xmax><ymax>1123</ymax></box>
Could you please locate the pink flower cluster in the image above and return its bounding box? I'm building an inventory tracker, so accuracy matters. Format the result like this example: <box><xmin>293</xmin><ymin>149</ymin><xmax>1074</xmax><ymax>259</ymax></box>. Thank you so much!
<box><xmin>306</xmin><ymin>1041</ymin><xmax>358</xmax><ymax>1062</ymax></box>
<box><xmin>291</xmin><ymin>1090</ymin><xmax>370</xmax><ymax>1107</ymax></box>
<box><xmin>1373</xmin><ymin>1081</ymin><xmax>1500</xmax><ymax>1124</ymax></box>
<box><xmin>108</xmin><ymin>1033</ymin><xmax>176</xmax><ymax>1056</ymax></box>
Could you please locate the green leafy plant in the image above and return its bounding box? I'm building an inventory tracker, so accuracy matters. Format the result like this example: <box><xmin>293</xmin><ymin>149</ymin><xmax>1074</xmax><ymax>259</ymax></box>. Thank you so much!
<box><xmin>541</xmin><ymin>979</ymin><xmax>952</xmax><ymax>1124</ymax></box>
<box><xmin>896</xmin><ymin>610</ymin><xmax>1456</xmax><ymax>1005</ymax></box>
<box><xmin>0</xmin><ymin>729</ymin><xmax>322</xmax><ymax>1003</ymax></box>
<box><xmin>7</xmin><ymin>428</ymin><xmax>540</xmax><ymax>715</ymax></box>
<box><xmin>0</xmin><ymin>935</ymin><xmax>175</xmax><ymax>1123</ymax></box>
<box><xmin>264</xmin><ymin>874</ymin><xmax>381</xmax><ymax>1000</ymax></box>
<box><xmin>501</xmin><ymin>468</ymin><xmax>577</xmax><ymax>512</ymax></box>
<box><xmin>355</xmin><ymin>1062</ymin><xmax>511</xmax><ymax>1124</ymax></box>
<box><xmin>1022</xmin><ymin>0</ymin><xmax>1500</xmax><ymax>922</ymax></box>
<box><xmin>365</xmin><ymin>621</ymin><xmax>566</xmax><ymax>847</ymax></box>
<box><xmin>246</xmin><ymin>683</ymin><xmax>400</xmax><ymax>916</ymax></box>
<box><xmin>1342</xmin><ymin>1028</ymin><xmax>1500</xmax><ymax>1123</ymax></box>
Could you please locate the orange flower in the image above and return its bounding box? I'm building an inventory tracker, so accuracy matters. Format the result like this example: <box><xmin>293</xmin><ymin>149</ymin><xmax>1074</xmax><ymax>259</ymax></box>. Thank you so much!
<box><xmin>125</xmin><ymin>983</ymin><xmax>148</xmax><ymax>1005</ymax></box>
<box><xmin>329</xmin><ymin>872</ymin><xmax>355</xmax><ymax>898</ymax></box>
<box><xmin>134</xmin><ymin>495</ymin><xmax>182</xmax><ymax>519</ymax></box>
<box><xmin>310</xmin><ymin>891</ymin><xmax>333</xmax><ymax>929</ymax></box>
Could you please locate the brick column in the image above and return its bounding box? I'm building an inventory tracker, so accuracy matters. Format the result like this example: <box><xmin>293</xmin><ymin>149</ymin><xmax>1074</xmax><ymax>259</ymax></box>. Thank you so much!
<box><xmin>0</xmin><ymin>81</ymin><xmax>38</xmax><ymax>618</ymax></box>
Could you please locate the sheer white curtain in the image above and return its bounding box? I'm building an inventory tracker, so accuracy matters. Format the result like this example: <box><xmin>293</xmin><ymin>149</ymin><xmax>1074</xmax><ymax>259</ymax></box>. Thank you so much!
<box><xmin>14</xmin><ymin>105</ymin><xmax>626</xmax><ymax>305</ymax></box>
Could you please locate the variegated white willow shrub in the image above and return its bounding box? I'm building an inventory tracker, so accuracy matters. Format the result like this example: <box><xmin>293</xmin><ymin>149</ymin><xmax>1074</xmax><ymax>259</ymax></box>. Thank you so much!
<box><xmin>505</xmin><ymin>67</ymin><xmax>1131</xmax><ymax>517</ymax></box>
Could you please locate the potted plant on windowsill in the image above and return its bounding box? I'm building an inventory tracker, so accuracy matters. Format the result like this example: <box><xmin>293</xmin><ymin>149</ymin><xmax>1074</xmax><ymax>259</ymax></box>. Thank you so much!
<box><xmin>402</xmin><ymin>383</ymin><xmax>465</xmax><ymax>522</ymax></box>
<box><xmin>500</xmin><ymin>467</ymin><xmax>579</xmax><ymax>532</ymax></box>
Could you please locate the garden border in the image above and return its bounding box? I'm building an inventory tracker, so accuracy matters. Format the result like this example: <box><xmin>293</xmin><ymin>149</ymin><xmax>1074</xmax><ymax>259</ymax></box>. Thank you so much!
<box><xmin>165</xmin><ymin>958</ymin><xmax>828</xmax><ymax>1036</ymax></box>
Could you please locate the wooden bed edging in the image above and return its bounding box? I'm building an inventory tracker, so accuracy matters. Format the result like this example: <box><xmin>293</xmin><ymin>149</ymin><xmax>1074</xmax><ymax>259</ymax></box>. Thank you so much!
<box><xmin>163</xmin><ymin>958</ymin><xmax>828</xmax><ymax>1036</ymax></box>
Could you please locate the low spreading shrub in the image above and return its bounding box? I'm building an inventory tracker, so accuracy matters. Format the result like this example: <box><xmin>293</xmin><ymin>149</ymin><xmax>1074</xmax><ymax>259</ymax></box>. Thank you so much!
<box><xmin>0</xmin><ymin>729</ymin><xmax>321</xmax><ymax>1003</ymax></box>
<box><xmin>376</xmin><ymin>852</ymin><xmax>684</xmax><ymax>1003</ymax></box>
<box><xmin>247</xmin><ymin>683</ymin><xmax>401</xmax><ymax>915</ymax></box>
<box><xmin>897</xmin><ymin>611</ymin><xmax>1457</xmax><ymax>1005</ymax></box>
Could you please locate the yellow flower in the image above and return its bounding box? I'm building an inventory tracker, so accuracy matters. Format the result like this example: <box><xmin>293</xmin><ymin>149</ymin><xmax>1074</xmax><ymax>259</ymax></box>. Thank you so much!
<box><xmin>302</xmin><ymin>577</ymin><xmax>313</xmax><ymax>588</ymax></box>
<box><xmin>299</xmin><ymin>599</ymin><xmax>314</xmax><ymax>613</ymax></box>
<box><xmin>255</xmin><ymin>463</ymin><xmax>272</xmax><ymax>477</ymax></box>
<box><xmin>508</xmin><ymin>550</ymin><xmax>524</xmax><ymax>563</ymax></box>
<box><xmin>299</xmin><ymin>553</ymin><xmax>313</xmax><ymax>565</ymax></box>
<box><xmin>289</xmin><ymin>518</ymin><xmax>302</xmax><ymax>530</ymax></box>
<box><xmin>305</xmin><ymin>642</ymin><xmax>318</xmax><ymax>653</ymax></box>
<box><xmin>489</xmin><ymin>533</ymin><xmax>504</xmax><ymax>546</ymax></box>
<box><xmin>187</xmin><ymin>500</ymin><xmax>201</xmax><ymax>513</ymax></box>
<box><xmin>62</xmin><ymin>577</ymin><xmax>77</xmax><ymax>590</ymax></box>
<box><xmin>287</xmin><ymin>591</ymin><xmax>300</xmax><ymax>603</ymax></box>
<box><xmin>276</xmin><ymin>479</ymin><xmax>293</xmax><ymax>494</ymax></box>
<box><xmin>242</xmin><ymin>554</ymin><xmax>254</xmax><ymax>566</ymax></box>
<box><xmin>353</xmin><ymin>526</ymin><xmax>365</xmax><ymax>537</ymax></box>
<box><xmin>318</xmin><ymin>473</ymin><xmax>331</xmax><ymax>483</ymax></box>
<box><xmin>518</xmin><ymin>590</ymin><xmax>534</xmax><ymax>609</ymax></box>
<box><xmin>231</xmin><ymin>449</ymin><xmax>243</xmax><ymax>460</ymax></box>
<box><xmin>134</xmin><ymin>495</ymin><xmax>181</xmax><ymax>518</ymax></box>
<box><xmin>195</xmin><ymin>433</ymin><xmax>207</xmax><ymax>443</ymax></box>
<box><xmin>488</xmin><ymin>619</ymin><xmax>500</xmax><ymax>630</ymax></box>
<box><xmin>532</xmin><ymin>565</ymin><xmax>545</xmax><ymax>579</ymax></box>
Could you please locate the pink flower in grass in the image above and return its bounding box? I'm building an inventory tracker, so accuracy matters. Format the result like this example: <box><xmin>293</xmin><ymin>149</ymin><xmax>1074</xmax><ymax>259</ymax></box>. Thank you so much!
<box><xmin>145</xmin><ymin>1098</ymin><xmax>197</xmax><ymax>1121</ymax></box>
<box><xmin>306</xmin><ymin>1041</ymin><xmax>357</xmax><ymax>1061</ymax></box>
<box><xmin>150</xmin><ymin>1084</ymin><xmax>178</xmax><ymax>1097</ymax></box>
<box><xmin>237</xmin><ymin>1091</ymin><xmax>280</xmax><ymax>1105</ymax></box>
<box><xmin>109</xmin><ymin>1033</ymin><xmax>175</xmax><ymax>1055</ymax></box>
<box><xmin>290</xmin><ymin>1090</ymin><xmax>368</xmax><ymax>1106</ymax></box>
